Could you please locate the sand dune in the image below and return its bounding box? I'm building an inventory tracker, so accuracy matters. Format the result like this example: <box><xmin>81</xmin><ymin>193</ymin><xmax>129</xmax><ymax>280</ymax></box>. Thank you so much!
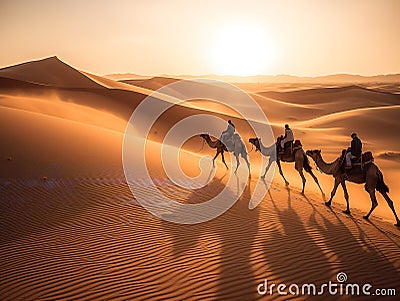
<box><xmin>0</xmin><ymin>77</ymin><xmax>151</xmax><ymax>122</ymax></box>
<box><xmin>106</xmin><ymin>72</ymin><xmax>400</xmax><ymax>84</ymax></box>
<box><xmin>121</xmin><ymin>77</ymin><xmax>181</xmax><ymax>91</ymax></box>
<box><xmin>258</xmin><ymin>85</ymin><xmax>400</xmax><ymax>107</ymax></box>
<box><xmin>378</xmin><ymin>152</ymin><xmax>400</xmax><ymax>161</ymax></box>
<box><xmin>296</xmin><ymin>105</ymin><xmax>400</xmax><ymax>152</ymax></box>
<box><xmin>1</xmin><ymin>57</ymin><xmax>400</xmax><ymax>300</ymax></box>
<box><xmin>0</xmin><ymin>57</ymin><xmax>104</xmax><ymax>89</ymax></box>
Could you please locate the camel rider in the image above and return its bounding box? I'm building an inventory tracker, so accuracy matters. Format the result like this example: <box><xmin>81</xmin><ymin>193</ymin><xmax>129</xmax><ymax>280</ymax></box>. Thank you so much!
<box><xmin>220</xmin><ymin>120</ymin><xmax>235</xmax><ymax>146</ymax></box>
<box><xmin>279</xmin><ymin>124</ymin><xmax>294</xmax><ymax>154</ymax></box>
<box><xmin>345</xmin><ymin>133</ymin><xmax>362</xmax><ymax>169</ymax></box>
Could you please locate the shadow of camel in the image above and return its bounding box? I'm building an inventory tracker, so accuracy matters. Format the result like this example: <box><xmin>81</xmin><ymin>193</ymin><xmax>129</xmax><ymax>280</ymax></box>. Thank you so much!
<box><xmin>159</xmin><ymin>175</ymin><xmax>400</xmax><ymax>300</ymax></box>
<box><xmin>261</xmin><ymin>185</ymin><xmax>333</xmax><ymax>291</ymax></box>
<box><xmin>297</xmin><ymin>191</ymin><xmax>400</xmax><ymax>299</ymax></box>
<box><xmin>161</xmin><ymin>174</ymin><xmax>260</xmax><ymax>300</ymax></box>
<box><xmin>312</xmin><ymin>204</ymin><xmax>400</xmax><ymax>296</ymax></box>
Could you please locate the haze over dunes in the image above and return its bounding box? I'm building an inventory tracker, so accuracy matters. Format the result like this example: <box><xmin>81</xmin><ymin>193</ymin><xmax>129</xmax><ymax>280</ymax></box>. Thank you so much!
<box><xmin>106</xmin><ymin>72</ymin><xmax>400</xmax><ymax>84</ymax></box>
<box><xmin>1</xmin><ymin>57</ymin><xmax>400</xmax><ymax>300</ymax></box>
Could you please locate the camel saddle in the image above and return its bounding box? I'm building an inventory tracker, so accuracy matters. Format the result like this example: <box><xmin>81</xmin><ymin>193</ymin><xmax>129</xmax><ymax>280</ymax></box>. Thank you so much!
<box><xmin>339</xmin><ymin>149</ymin><xmax>374</xmax><ymax>172</ymax></box>
<box><xmin>278</xmin><ymin>139</ymin><xmax>302</xmax><ymax>158</ymax></box>
<box><xmin>224</xmin><ymin>134</ymin><xmax>243</xmax><ymax>152</ymax></box>
<box><xmin>293</xmin><ymin>139</ymin><xmax>302</xmax><ymax>150</ymax></box>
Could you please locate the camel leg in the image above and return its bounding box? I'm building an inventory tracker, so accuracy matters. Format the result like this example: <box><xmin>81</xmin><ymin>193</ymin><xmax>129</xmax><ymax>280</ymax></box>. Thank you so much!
<box><xmin>220</xmin><ymin>151</ymin><xmax>228</xmax><ymax>169</ymax></box>
<box><xmin>234</xmin><ymin>154</ymin><xmax>240</xmax><ymax>173</ymax></box>
<box><xmin>308</xmin><ymin>170</ymin><xmax>325</xmax><ymax>197</ymax></box>
<box><xmin>242</xmin><ymin>152</ymin><xmax>251</xmax><ymax>173</ymax></box>
<box><xmin>377</xmin><ymin>191</ymin><xmax>400</xmax><ymax>226</ymax></box>
<box><xmin>326</xmin><ymin>178</ymin><xmax>340</xmax><ymax>207</ymax></box>
<box><xmin>298</xmin><ymin>169</ymin><xmax>306</xmax><ymax>195</ymax></box>
<box><xmin>341</xmin><ymin>181</ymin><xmax>351</xmax><ymax>214</ymax></box>
<box><xmin>363</xmin><ymin>188</ymin><xmax>378</xmax><ymax>220</ymax></box>
<box><xmin>261</xmin><ymin>158</ymin><xmax>273</xmax><ymax>179</ymax></box>
<box><xmin>276</xmin><ymin>160</ymin><xmax>289</xmax><ymax>186</ymax></box>
<box><xmin>212</xmin><ymin>150</ymin><xmax>221</xmax><ymax>168</ymax></box>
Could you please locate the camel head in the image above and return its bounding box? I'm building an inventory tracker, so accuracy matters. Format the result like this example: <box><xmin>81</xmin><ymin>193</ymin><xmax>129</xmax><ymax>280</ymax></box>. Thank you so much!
<box><xmin>306</xmin><ymin>149</ymin><xmax>321</xmax><ymax>161</ymax></box>
<box><xmin>200</xmin><ymin>133</ymin><xmax>210</xmax><ymax>140</ymax></box>
<box><xmin>248</xmin><ymin>137</ymin><xmax>261</xmax><ymax>152</ymax></box>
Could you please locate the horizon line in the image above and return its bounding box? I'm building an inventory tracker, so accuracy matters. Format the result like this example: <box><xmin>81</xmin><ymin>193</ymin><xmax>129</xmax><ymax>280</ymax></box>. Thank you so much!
<box><xmin>1</xmin><ymin>56</ymin><xmax>400</xmax><ymax>79</ymax></box>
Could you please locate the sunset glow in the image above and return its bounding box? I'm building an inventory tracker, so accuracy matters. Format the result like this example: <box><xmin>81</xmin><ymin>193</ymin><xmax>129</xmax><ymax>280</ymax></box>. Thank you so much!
<box><xmin>2</xmin><ymin>1</ymin><xmax>400</xmax><ymax>300</ymax></box>
<box><xmin>212</xmin><ymin>24</ymin><xmax>275</xmax><ymax>76</ymax></box>
<box><xmin>1</xmin><ymin>0</ymin><xmax>399</xmax><ymax>76</ymax></box>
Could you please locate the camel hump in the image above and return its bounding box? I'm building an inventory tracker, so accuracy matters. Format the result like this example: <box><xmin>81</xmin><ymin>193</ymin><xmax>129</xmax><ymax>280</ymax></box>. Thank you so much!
<box><xmin>294</xmin><ymin>139</ymin><xmax>302</xmax><ymax>149</ymax></box>
<box><xmin>362</xmin><ymin>151</ymin><xmax>374</xmax><ymax>164</ymax></box>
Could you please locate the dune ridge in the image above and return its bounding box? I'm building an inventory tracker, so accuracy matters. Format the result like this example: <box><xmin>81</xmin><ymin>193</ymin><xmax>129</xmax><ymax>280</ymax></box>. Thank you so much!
<box><xmin>0</xmin><ymin>57</ymin><xmax>104</xmax><ymax>89</ymax></box>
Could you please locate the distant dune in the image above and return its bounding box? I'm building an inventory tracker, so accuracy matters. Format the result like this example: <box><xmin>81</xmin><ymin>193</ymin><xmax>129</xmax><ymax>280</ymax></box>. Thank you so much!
<box><xmin>1</xmin><ymin>57</ymin><xmax>400</xmax><ymax>300</ymax></box>
<box><xmin>378</xmin><ymin>152</ymin><xmax>400</xmax><ymax>161</ymax></box>
<box><xmin>104</xmin><ymin>73</ymin><xmax>152</xmax><ymax>81</ymax></box>
<box><xmin>258</xmin><ymin>85</ymin><xmax>400</xmax><ymax>104</ymax></box>
<box><xmin>106</xmin><ymin>72</ymin><xmax>400</xmax><ymax>84</ymax></box>
<box><xmin>121</xmin><ymin>76</ymin><xmax>181</xmax><ymax>91</ymax></box>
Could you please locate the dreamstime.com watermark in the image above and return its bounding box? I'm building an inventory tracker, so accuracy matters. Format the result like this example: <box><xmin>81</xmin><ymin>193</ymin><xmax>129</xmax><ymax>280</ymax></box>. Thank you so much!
<box><xmin>257</xmin><ymin>272</ymin><xmax>396</xmax><ymax>297</ymax></box>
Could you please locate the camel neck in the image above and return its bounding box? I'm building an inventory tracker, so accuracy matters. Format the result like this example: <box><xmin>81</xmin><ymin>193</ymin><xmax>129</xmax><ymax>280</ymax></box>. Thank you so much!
<box><xmin>205</xmin><ymin>136</ymin><xmax>217</xmax><ymax>148</ymax></box>
<box><xmin>315</xmin><ymin>154</ymin><xmax>337</xmax><ymax>175</ymax></box>
<box><xmin>260</xmin><ymin>141</ymin><xmax>275</xmax><ymax>156</ymax></box>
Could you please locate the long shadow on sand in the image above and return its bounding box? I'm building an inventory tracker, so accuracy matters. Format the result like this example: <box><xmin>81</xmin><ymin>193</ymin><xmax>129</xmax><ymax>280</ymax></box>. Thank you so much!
<box><xmin>296</xmin><ymin>192</ymin><xmax>400</xmax><ymax>299</ymax></box>
<box><xmin>312</xmin><ymin>203</ymin><xmax>400</xmax><ymax>297</ymax></box>
<box><xmin>256</xmin><ymin>179</ymin><xmax>400</xmax><ymax>300</ymax></box>
<box><xmin>261</xmin><ymin>186</ymin><xmax>333</xmax><ymax>294</ymax></box>
<box><xmin>160</xmin><ymin>174</ymin><xmax>260</xmax><ymax>300</ymax></box>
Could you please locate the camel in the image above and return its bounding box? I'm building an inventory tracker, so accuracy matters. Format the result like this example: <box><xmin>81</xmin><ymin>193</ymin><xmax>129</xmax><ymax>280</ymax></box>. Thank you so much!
<box><xmin>200</xmin><ymin>133</ymin><xmax>250</xmax><ymax>173</ymax></box>
<box><xmin>248</xmin><ymin>137</ymin><xmax>323</xmax><ymax>195</ymax></box>
<box><xmin>306</xmin><ymin>149</ymin><xmax>400</xmax><ymax>227</ymax></box>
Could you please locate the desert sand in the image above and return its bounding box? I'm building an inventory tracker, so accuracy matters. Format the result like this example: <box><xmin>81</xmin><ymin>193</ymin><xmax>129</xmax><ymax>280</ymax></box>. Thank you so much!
<box><xmin>1</xmin><ymin>57</ymin><xmax>400</xmax><ymax>300</ymax></box>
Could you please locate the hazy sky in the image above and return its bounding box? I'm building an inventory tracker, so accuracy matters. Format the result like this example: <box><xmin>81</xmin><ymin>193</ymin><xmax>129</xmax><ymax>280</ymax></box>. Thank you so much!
<box><xmin>1</xmin><ymin>0</ymin><xmax>399</xmax><ymax>76</ymax></box>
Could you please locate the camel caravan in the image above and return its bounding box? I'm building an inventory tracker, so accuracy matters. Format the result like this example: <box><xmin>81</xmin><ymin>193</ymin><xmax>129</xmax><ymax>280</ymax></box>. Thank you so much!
<box><xmin>200</xmin><ymin>121</ymin><xmax>400</xmax><ymax>227</ymax></box>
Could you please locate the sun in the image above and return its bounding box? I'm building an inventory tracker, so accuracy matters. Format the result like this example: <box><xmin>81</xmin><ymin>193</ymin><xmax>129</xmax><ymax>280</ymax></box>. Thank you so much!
<box><xmin>212</xmin><ymin>24</ymin><xmax>273</xmax><ymax>76</ymax></box>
